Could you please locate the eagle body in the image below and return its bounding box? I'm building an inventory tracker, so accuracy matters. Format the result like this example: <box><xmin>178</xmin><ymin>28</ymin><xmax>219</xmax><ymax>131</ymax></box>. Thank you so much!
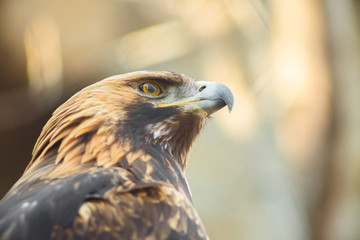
<box><xmin>0</xmin><ymin>71</ymin><xmax>233</xmax><ymax>240</ymax></box>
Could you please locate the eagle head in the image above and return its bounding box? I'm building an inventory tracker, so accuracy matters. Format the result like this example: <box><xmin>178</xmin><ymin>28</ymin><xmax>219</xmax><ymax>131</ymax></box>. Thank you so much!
<box><xmin>26</xmin><ymin>71</ymin><xmax>233</xmax><ymax>178</ymax></box>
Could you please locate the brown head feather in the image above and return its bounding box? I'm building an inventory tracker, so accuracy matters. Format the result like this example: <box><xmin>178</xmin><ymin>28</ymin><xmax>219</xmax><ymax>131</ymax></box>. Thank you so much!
<box><xmin>25</xmin><ymin>71</ymin><xmax>205</xmax><ymax>179</ymax></box>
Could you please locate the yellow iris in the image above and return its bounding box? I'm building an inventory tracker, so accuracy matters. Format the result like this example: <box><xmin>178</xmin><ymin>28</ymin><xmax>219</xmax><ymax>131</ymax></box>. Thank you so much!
<box><xmin>139</xmin><ymin>82</ymin><xmax>162</xmax><ymax>96</ymax></box>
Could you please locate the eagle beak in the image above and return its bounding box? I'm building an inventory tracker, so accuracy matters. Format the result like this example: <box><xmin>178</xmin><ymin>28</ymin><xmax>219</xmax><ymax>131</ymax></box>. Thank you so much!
<box><xmin>193</xmin><ymin>81</ymin><xmax>234</xmax><ymax>115</ymax></box>
<box><xmin>159</xmin><ymin>81</ymin><xmax>234</xmax><ymax>116</ymax></box>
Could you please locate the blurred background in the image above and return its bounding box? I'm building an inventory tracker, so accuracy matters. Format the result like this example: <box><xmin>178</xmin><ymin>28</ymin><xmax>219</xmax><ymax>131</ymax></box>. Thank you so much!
<box><xmin>0</xmin><ymin>0</ymin><xmax>359</xmax><ymax>239</ymax></box>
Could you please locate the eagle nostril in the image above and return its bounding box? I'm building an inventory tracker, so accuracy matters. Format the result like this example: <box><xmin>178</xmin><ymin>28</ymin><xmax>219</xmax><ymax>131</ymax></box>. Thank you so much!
<box><xmin>198</xmin><ymin>85</ymin><xmax>206</xmax><ymax>92</ymax></box>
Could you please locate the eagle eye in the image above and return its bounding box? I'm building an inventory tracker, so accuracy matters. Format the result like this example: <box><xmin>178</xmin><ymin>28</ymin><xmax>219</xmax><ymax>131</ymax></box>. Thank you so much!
<box><xmin>139</xmin><ymin>82</ymin><xmax>162</xmax><ymax>96</ymax></box>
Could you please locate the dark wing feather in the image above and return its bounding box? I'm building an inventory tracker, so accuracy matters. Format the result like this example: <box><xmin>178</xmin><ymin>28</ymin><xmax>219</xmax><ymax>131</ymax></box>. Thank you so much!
<box><xmin>0</xmin><ymin>167</ymin><xmax>207</xmax><ymax>240</ymax></box>
<box><xmin>0</xmin><ymin>169</ymin><xmax>125</xmax><ymax>239</ymax></box>
<box><xmin>51</xmin><ymin>183</ymin><xmax>207</xmax><ymax>240</ymax></box>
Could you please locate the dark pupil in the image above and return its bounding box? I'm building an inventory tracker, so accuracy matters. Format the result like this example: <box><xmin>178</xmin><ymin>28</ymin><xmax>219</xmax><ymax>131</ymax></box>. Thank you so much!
<box><xmin>146</xmin><ymin>84</ymin><xmax>156</xmax><ymax>93</ymax></box>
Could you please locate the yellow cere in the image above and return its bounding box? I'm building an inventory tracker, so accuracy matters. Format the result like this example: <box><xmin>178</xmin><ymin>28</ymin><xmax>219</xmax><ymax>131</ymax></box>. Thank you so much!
<box><xmin>158</xmin><ymin>100</ymin><xmax>201</xmax><ymax>107</ymax></box>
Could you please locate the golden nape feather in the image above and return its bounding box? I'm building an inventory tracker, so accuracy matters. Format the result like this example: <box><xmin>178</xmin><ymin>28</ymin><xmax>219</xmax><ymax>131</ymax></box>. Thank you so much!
<box><xmin>0</xmin><ymin>71</ymin><xmax>233</xmax><ymax>240</ymax></box>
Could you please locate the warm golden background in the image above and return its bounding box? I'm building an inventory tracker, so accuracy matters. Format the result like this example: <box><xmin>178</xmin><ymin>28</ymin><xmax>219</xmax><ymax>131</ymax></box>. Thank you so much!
<box><xmin>0</xmin><ymin>1</ymin><xmax>359</xmax><ymax>239</ymax></box>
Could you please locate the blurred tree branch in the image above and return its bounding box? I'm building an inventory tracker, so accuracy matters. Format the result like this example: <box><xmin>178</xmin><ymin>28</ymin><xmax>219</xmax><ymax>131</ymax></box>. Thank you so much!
<box><xmin>317</xmin><ymin>1</ymin><xmax>360</xmax><ymax>240</ymax></box>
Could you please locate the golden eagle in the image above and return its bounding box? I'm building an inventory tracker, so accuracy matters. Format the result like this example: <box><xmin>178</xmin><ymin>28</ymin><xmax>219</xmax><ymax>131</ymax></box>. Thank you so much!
<box><xmin>0</xmin><ymin>71</ymin><xmax>233</xmax><ymax>240</ymax></box>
